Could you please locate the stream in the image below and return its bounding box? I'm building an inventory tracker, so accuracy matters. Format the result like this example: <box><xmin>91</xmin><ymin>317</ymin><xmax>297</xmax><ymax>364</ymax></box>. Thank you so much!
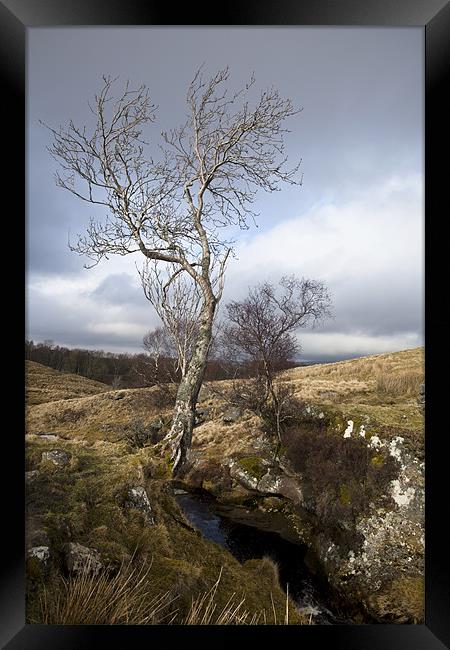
<box><xmin>175</xmin><ymin>490</ymin><xmax>350</xmax><ymax>624</ymax></box>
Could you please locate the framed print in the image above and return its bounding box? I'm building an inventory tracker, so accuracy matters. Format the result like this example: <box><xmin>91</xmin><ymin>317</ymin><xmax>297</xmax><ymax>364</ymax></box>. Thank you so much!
<box><xmin>1</xmin><ymin>1</ymin><xmax>449</xmax><ymax>648</ymax></box>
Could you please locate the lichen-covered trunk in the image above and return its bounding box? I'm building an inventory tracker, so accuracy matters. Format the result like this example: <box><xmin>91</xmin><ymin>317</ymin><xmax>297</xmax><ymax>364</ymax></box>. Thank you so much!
<box><xmin>164</xmin><ymin>300</ymin><xmax>215</xmax><ymax>474</ymax></box>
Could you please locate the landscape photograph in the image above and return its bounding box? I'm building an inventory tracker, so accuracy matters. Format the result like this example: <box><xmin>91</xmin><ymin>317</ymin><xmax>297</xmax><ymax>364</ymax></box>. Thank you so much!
<box><xmin>25</xmin><ymin>26</ymin><xmax>424</xmax><ymax>626</ymax></box>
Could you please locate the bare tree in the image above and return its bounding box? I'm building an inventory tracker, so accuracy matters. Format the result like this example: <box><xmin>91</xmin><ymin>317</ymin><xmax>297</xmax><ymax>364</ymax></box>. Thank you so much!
<box><xmin>140</xmin><ymin>262</ymin><xmax>202</xmax><ymax>380</ymax></box>
<box><xmin>222</xmin><ymin>276</ymin><xmax>332</xmax><ymax>441</ymax></box>
<box><xmin>141</xmin><ymin>326</ymin><xmax>178</xmax><ymax>384</ymax></box>
<box><xmin>45</xmin><ymin>67</ymin><xmax>302</xmax><ymax>472</ymax></box>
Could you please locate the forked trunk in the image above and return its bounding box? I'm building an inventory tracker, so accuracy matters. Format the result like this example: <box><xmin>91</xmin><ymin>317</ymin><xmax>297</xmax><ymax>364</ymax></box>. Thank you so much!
<box><xmin>163</xmin><ymin>301</ymin><xmax>215</xmax><ymax>474</ymax></box>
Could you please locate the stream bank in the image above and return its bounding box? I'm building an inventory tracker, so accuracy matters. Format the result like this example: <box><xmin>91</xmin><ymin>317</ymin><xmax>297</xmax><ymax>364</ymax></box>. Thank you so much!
<box><xmin>174</xmin><ymin>487</ymin><xmax>354</xmax><ymax>624</ymax></box>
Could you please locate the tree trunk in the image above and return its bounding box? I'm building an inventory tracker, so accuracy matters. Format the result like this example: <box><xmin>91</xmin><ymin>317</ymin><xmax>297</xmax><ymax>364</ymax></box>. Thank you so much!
<box><xmin>163</xmin><ymin>300</ymin><xmax>215</xmax><ymax>474</ymax></box>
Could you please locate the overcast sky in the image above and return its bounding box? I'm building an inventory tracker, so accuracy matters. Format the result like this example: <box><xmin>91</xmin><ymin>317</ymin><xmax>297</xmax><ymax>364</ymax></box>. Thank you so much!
<box><xmin>27</xmin><ymin>27</ymin><xmax>424</xmax><ymax>362</ymax></box>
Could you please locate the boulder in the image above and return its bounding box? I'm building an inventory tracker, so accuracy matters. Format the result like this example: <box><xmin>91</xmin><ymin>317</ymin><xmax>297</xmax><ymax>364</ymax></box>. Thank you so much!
<box><xmin>41</xmin><ymin>450</ymin><xmax>71</xmax><ymax>467</ymax></box>
<box><xmin>149</xmin><ymin>418</ymin><xmax>164</xmax><ymax>431</ymax></box>
<box><xmin>258</xmin><ymin>471</ymin><xmax>303</xmax><ymax>505</ymax></box>
<box><xmin>25</xmin><ymin>470</ymin><xmax>40</xmax><ymax>484</ymax></box>
<box><xmin>125</xmin><ymin>486</ymin><xmax>155</xmax><ymax>524</ymax></box>
<box><xmin>65</xmin><ymin>542</ymin><xmax>103</xmax><ymax>575</ymax></box>
<box><xmin>229</xmin><ymin>459</ymin><xmax>259</xmax><ymax>490</ymax></box>
<box><xmin>195</xmin><ymin>407</ymin><xmax>211</xmax><ymax>425</ymax></box>
<box><xmin>27</xmin><ymin>545</ymin><xmax>50</xmax><ymax>569</ymax></box>
<box><xmin>35</xmin><ymin>432</ymin><xmax>59</xmax><ymax>440</ymax></box>
<box><xmin>27</xmin><ymin>545</ymin><xmax>51</xmax><ymax>579</ymax></box>
<box><xmin>222</xmin><ymin>406</ymin><xmax>243</xmax><ymax>424</ymax></box>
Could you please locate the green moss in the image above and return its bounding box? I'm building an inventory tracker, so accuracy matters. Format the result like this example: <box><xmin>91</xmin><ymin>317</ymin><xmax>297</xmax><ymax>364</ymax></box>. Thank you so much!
<box><xmin>236</xmin><ymin>456</ymin><xmax>266</xmax><ymax>480</ymax></box>
<box><xmin>26</xmin><ymin>556</ymin><xmax>46</xmax><ymax>581</ymax></box>
<box><xmin>164</xmin><ymin>452</ymin><xmax>174</xmax><ymax>471</ymax></box>
<box><xmin>371</xmin><ymin>453</ymin><xmax>385</xmax><ymax>467</ymax></box>
<box><xmin>339</xmin><ymin>483</ymin><xmax>351</xmax><ymax>505</ymax></box>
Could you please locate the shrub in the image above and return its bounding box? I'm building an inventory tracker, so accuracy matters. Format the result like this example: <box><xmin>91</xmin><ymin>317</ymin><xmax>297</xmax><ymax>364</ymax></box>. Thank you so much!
<box><xmin>230</xmin><ymin>376</ymin><xmax>307</xmax><ymax>442</ymax></box>
<box><xmin>123</xmin><ymin>416</ymin><xmax>152</xmax><ymax>449</ymax></box>
<box><xmin>282</xmin><ymin>424</ymin><xmax>399</xmax><ymax>546</ymax></box>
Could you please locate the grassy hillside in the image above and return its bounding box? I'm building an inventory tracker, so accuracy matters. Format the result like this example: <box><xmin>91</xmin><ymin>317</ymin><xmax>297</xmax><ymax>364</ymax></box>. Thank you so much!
<box><xmin>279</xmin><ymin>347</ymin><xmax>424</xmax><ymax>432</ymax></box>
<box><xmin>26</xmin><ymin>435</ymin><xmax>299</xmax><ymax>624</ymax></box>
<box><xmin>25</xmin><ymin>361</ymin><xmax>303</xmax><ymax>624</ymax></box>
<box><xmin>25</xmin><ymin>348</ymin><xmax>424</xmax><ymax>452</ymax></box>
<box><xmin>26</xmin><ymin>360</ymin><xmax>110</xmax><ymax>406</ymax></box>
<box><xmin>25</xmin><ymin>348</ymin><xmax>424</xmax><ymax>624</ymax></box>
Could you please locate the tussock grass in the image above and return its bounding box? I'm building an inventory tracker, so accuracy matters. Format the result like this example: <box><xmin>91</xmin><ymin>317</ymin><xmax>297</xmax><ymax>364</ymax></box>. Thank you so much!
<box><xmin>277</xmin><ymin>347</ymin><xmax>424</xmax><ymax>433</ymax></box>
<box><xmin>35</xmin><ymin>559</ymin><xmax>178</xmax><ymax>625</ymax></box>
<box><xmin>376</xmin><ymin>369</ymin><xmax>423</xmax><ymax>397</ymax></box>
<box><xmin>34</xmin><ymin>560</ymin><xmax>300</xmax><ymax>626</ymax></box>
<box><xmin>282</xmin><ymin>348</ymin><xmax>423</xmax><ymax>384</ymax></box>
<box><xmin>181</xmin><ymin>568</ymin><xmax>295</xmax><ymax>625</ymax></box>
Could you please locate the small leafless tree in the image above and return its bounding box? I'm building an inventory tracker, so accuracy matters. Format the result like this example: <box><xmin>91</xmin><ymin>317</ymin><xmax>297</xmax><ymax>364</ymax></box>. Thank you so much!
<box><xmin>45</xmin><ymin>68</ymin><xmax>302</xmax><ymax>472</ymax></box>
<box><xmin>140</xmin><ymin>262</ymin><xmax>202</xmax><ymax>379</ymax></box>
<box><xmin>141</xmin><ymin>326</ymin><xmax>178</xmax><ymax>383</ymax></box>
<box><xmin>222</xmin><ymin>275</ymin><xmax>332</xmax><ymax>442</ymax></box>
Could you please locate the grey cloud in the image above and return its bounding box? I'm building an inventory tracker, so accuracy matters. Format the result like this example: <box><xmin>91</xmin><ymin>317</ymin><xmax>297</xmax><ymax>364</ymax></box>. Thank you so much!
<box><xmin>27</xmin><ymin>27</ymin><xmax>423</xmax><ymax>359</ymax></box>
<box><xmin>90</xmin><ymin>273</ymin><xmax>144</xmax><ymax>306</ymax></box>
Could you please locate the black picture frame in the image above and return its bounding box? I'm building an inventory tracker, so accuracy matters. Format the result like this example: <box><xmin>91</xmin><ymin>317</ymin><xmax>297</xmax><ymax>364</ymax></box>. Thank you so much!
<box><xmin>2</xmin><ymin>1</ymin><xmax>449</xmax><ymax>648</ymax></box>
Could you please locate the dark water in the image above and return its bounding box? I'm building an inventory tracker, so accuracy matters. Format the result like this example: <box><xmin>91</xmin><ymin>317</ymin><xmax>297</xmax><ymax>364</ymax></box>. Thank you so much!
<box><xmin>175</xmin><ymin>491</ymin><xmax>348</xmax><ymax>624</ymax></box>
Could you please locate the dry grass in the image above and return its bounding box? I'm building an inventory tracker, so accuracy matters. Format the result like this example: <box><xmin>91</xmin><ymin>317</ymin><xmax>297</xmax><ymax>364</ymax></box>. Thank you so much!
<box><xmin>25</xmin><ymin>385</ymin><xmax>172</xmax><ymax>441</ymax></box>
<box><xmin>26</xmin><ymin>360</ymin><xmax>110</xmax><ymax>406</ymax></box>
<box><xmin>282</xmin><ymin>347</ymin><xmax>423</xmax><ymax>385</ymax></box>
<box><xmin>278</xmin><ymin>347</ymin><xmax>424</xmax><ymax>432</ymax></box>
<box><xmin>35</xmin><ymin>559</ymin><xmax>178</xmax><ymax>625</ymax></box>
<box><xmin>182</xmin><ymin>567</ymin><xmax>295</xmax><ymax>625</ymax></box>
<box><xmin>34</xmin><ymin>559</ymin><xmax>299</xmax><ymax>626</ymax></box>
<box><xmin>376</xmin><ymin>369</ymin><xmax>423</xmax><ymax>397</ymax></box>
<box><xmin>191</xmin><ymin>413</ymin><xmax>261</xmax><ymax>458</ymax></box>
<box><xmin>25</xmin><ymin>348</ymin><xmax>424</xmax><ymax>455</ymax></box>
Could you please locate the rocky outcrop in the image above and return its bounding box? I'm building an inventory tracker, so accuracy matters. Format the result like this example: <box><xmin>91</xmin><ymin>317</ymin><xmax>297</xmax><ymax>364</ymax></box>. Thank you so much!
<box><xmin>124</xmin><ymin>486</ymin><xmax>155</xmax><ymax>524</ymax></box>
<box><xmin>309</xmin><ymin>434</ymin><xmax>424</xmax><ymax>622</ymax></box>
<box><xmin>27</xmin><ymin>546</ymin><xmax>50</xmax><ymax>574</ymax></box>
<box><xmin>41</xmin><ymin>449</ymin><xmax>71</xmax><ymax>467</ymax></box>
<box><xmin>228</xmin><ymin>457</ymin><xmax>303</xmax><ymax>505</ymax></box>
<box><xmin>195</xmin><ymin>407</ymin><xmax>211</xmax><ymax>426</ymax></box>
<box><xmin>209</xmin><ymin>407</ymin><xmax>424</xmax><ymax>623</ymax></box>
<box><xmin>222</xmin><ymin>406</ymin><xmax>243</xmax><ymax>424</ymax></box>
<box><xmin>65</xmin><ymin>542</ymin><xmax>103</xmax><ymax>575</ymax></box>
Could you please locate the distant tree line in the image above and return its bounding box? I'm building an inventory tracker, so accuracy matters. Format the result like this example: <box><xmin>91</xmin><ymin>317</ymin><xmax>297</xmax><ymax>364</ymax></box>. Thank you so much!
<box><xmin>25</xmin><ymin>338</ymin><xmax>302</xmax><ymax>389</ymax></box>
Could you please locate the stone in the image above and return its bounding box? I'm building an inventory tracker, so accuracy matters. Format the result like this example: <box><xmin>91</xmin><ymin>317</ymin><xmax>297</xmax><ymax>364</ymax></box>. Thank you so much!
<box><xmin>41</xmin><ymin>450</ymin><xmax>71</xmax><ymax>467</ymax></box>
<box><xmin>228</xmin><ymin>459</ymin><xmax>259</xmax><ymax>490</ymax></box>
<box><xmin>35</xmin><ymin>431</ymin><xmax>60</xmax><ymax>440</ymax></box>
<box><xmin>222</xmin><ymin>406</ymin><xmax>243</xmax><ymax>424</ymax></box>
<box><xmin>65</xmin><ymin>542</ymin><xmax>103</xmax><ymax>575</ymax></box>
<box><xmin>417</xmin><ymin>384</ymin><xmax>425</xmax><ymax>411</ymax></box>
<box><xmin>195</xmin><ymin>407</ymin><xmax>211</xmax><ymax>425</ymax></box>
<box><xmin>27</xmin><ymin>545</ymin><xmax>50</xmax><ymax>568</ymax></box>
<box><xmin>257</xmin><ymin>468</ymin><xmax>283</xmax><ymax>494</ymax></box>
<box><xmin>26</xmin><ymin>527</ymin><xmax>50</xmax><ymax>548</ymax></box>
<box><xmin>125</xmin><ymin>486</ymin><xmax>155</xmax><ymax>524</ymax></box>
